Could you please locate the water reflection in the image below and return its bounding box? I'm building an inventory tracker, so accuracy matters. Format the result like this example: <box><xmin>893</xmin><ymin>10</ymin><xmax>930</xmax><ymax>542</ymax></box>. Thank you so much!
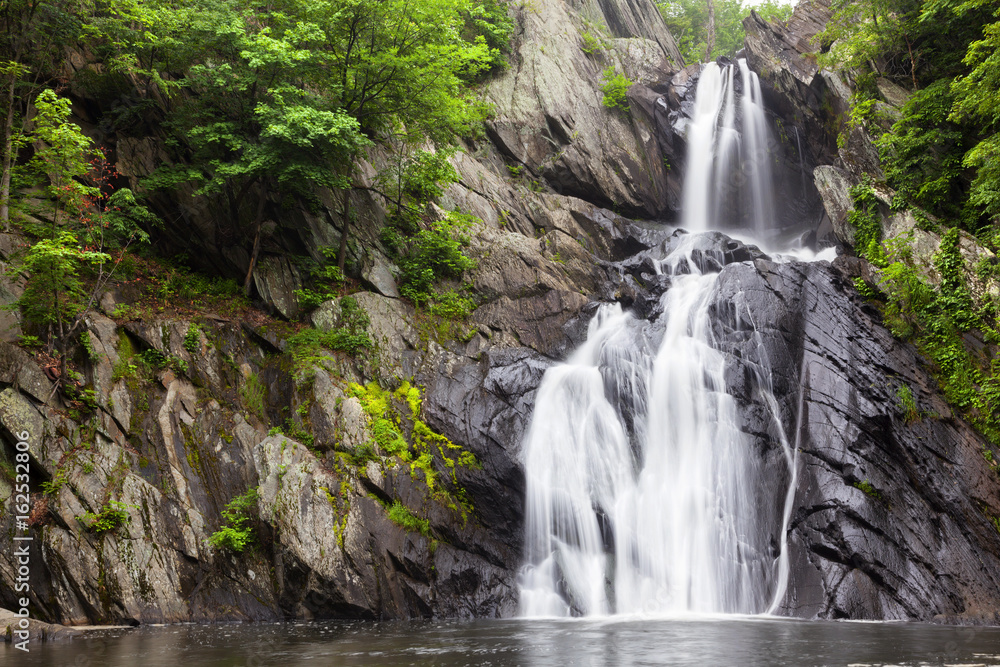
<box><xmin>4</xmin><ymin>617</ymin><xmax>999</xmax><ymax>667</ymax></box>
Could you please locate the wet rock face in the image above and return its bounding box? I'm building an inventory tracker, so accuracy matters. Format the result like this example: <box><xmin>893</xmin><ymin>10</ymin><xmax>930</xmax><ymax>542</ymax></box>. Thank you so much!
<box><xmin>708</xmin><ymin>255</ymin><xmax>1000</xmax><ymax>623</ymax></box>
<box><xmin>0</xmin><ymin>307</ymin><xmax>547</xmax><ymax>624</ymax></box>
<box><xmin>742</xmin><ymin>0</ymin><xmax>840</xmax><ymax>164</ymax></box>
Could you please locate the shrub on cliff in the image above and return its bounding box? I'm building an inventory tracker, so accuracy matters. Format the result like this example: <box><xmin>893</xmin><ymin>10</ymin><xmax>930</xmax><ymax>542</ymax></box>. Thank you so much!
<box><xmin>600</xmin><ymin>68</ymin><xmax>632</xmax><ymax>112</ymax></box>
<box><xmin>209</xmin><ymin>487</ymin><xmax>260</xmax><ymax>554</ymax></box>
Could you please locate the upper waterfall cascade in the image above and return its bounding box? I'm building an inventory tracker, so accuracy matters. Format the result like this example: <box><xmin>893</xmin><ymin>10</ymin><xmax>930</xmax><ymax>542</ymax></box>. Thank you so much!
<box><xmin>682</xmin><ymin>60</ymin><xmax>775</xmax><ymax>235</ymax></box>
<box><xmin>518</xmin><ymin>60</ymin><xmax>800</xmax><ymax>617</ymax></box>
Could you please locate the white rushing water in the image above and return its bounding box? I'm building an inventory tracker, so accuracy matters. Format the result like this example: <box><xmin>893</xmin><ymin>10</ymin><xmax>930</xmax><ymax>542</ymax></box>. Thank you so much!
<box><xmin>519</xmin><ymin>60</ymin><xmax>800</xmax><ymax>617</ymax></box>
<box><xmin>680</xmin><ymin>60</ymin><xmax>775</xmax><ymax>235</ymax></box>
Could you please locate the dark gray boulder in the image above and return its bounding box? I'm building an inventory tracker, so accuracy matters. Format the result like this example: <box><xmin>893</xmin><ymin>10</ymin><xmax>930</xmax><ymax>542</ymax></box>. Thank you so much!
<box><xmin>709</xmin><ymin>254</ymin><xmax>1000</xmax><ymax>622</ymax></box>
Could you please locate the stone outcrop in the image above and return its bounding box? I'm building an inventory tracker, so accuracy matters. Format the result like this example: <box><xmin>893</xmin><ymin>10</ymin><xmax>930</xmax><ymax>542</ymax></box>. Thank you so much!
<box><xmin>481</xmin><ymin>0</ymin><xmax>681</xmax><ymax>219</ymax></box>
<box><xmin>714</xmin><ymin>250</ymin><xmax>1000</xmax><ymax>622</ymax></box>
<box><xmin>742</xmin><ymin>0</ymin><xmax>841</xmax><ymax>165</ymax></box>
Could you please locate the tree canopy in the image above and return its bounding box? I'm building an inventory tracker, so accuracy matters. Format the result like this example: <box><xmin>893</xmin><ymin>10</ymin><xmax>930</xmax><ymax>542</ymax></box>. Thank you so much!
<box><xmin>657</xmin><ymin>0</ymin><xmax>793</xmax><ymax>64</ymax></box>
<box><xmin>820</xmin><ymin>0</ymin><xmax>1000</xmax><ymax>238</ymax></box>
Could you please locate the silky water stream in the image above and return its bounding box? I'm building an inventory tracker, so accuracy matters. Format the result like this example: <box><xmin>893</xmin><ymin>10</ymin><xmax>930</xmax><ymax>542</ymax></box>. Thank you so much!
<box><xmin>520</xmin><ymin>60</ymin><xmax>807</xmax><ymax>618</ymax></box>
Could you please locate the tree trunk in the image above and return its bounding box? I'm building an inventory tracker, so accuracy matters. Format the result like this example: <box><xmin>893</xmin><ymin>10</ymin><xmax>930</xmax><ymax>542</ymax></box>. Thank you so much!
<box><xmin>705</xmin><ymin>0</ymin><xmax>716</xmax><ymax>63</ymax></box>
<box><xmin>0</xmin><ymin>71</ymin><xmax>17</xmax><ymax>228</ymax></box>
<box><xmin>242</xmin><ymin>193</ymin><xmax>268</xmax><ymax>296</ymax></box>
<box><xmin>337</xmin><ymin>187</ymin><xmax>350</xmax><ymax>274</ymax></box>
<box><xmin>905</xmin><ymin>36</ymin><xmax>918</xmax><ymax>89</ymax></box>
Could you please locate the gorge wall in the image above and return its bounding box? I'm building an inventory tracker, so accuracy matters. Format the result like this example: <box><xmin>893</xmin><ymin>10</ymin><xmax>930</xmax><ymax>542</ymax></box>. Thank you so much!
<box><xmin>2</xmin><ymin>0</ymin><xmax>1000</xmax><ymax>627</ymax></box>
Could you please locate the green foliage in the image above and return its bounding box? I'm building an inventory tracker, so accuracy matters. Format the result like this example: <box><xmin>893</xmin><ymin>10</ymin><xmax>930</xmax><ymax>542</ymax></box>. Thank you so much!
<box><xmin>183</xmin><ymin>323</ymin><xmax>202</xmax><ymax>353</ymax></box>
<box><xmin>240</xmin><ymin>371</ymin><xmax>267</xmax><ymax>420</ymax></box>
<box><xmin>399</xmin><ymin>212</ymin><xmax>477</xmax><ymax>307</ymax></box>
<box><xmin>8</xmin><ymin>91</ymin><xmax>154</xmax><ymax>355</ymax></box>
<box><xmin>130</xmin><ymin>0</ymin><xmax>503</xmax><ymax>213</ymax></box>
<box><xmin>40</xmin><ymin>469</ymin><xmax>69</xmax><ymax>496</ymax></box>
<box><xmin>896</xmin><ymin>384</ymin><xmax>921</xmax><ymax>423</ymax></box>
<box><xmin>349</xmin><ymin>381</ymin><xmax>410</xmax><ymax>458</ymax></box>
<box><xmin>79</xmin><ymin>330</ymin><xmax>100</xmax><ymax>362</ymax></box>
<box><xmin>28</xmin><ymin>89</ymin><xmax>98</xmax><ymax>223</ymax></box>
<box><xmin>112</xmin><ymin>331</ymin><xmax>138</xmax><ymax>382</ymax></box>
<box><xmin>950</xmin><ymin>7</ymin><xmax>1000</xmax><ymax>225</ymax></box>
<box><xmin>428</xmin><ymin>289</ymin><xmax>477</xmax><ymax>320</ymax></box>
<box><xmin>400</xmin><ymin>150</ymin><xmax>460</xmax><ymax>205</ymax></box>
<box><xmin>293</xmin><ymin>288</ymin><xmax>332</xmax><ymax>311</ymax></box>
<box><xmin>387</xmin><ymin>500</ymin><xmax>430</xmax><ymax>536</ymax></box>
<box><xmin>16</xmin><ymin>334</ymin><xmax>43</xmax><ymax>349</ymax></box>
<box><xmin>817</xmin><ymin>0</ymin><xmax>1000</xmax><ymax>238</ymax></box>
<box><xmin>599</xmin><ymin>67</ymin><xmax>632</xmax><ymax>112</ymax></box>
<box><xmin>657</xmin><ymin>0</ymin><xmax>792</xmax><ymax>64</ymax></box>
<box><xmin>854</xmin><ymin>276</ymin><xmax>882</xmax><ymax>300</ymax></box>
<box><xmin>16</xmin><ymin>231</ymin><xmax>111</xmax><ymax>327</ymax></box>
<box><xmin>852</xmin><ymin>479</ymin><xmax>884</xmax><ymax>501</ymax></box>
<box><xmin>152</xmin><ymin>266</ymin><xmax>244</xmax><ymax>310</ymax></box>
<box><xmin>209</xmin><ymin>487</ymin><xmax>259</xmax><ymax>553</ymax></box>
<box><xmin>877</xmin><ymin>79</ymin><xmax>969</xmax><ymax>221</ymax></box>
<box><xmin>580</xmin><ymin>31</ymin><xmax>605</xmax><ymax>56</ymax></box>
<box><xmin>294</xmin><ymin>246</ymin><xmax>347</xmax><ymax>310</ymax></box>
<box><xmin>286</xmin><ymin>295</ymin><xmax>373</xmax><ymax>375</ymax></box>
<box><xmin>348</xmin><ymin>379</ymin><xmax>477</xmax><ymax>517</ymax></box>
<box><xmin>847</xmin><ymin>177</ymin><xmax>886</xmax><ymax>263</ymax></box>
<box><xmin>272</xmin><ymin>419</ymin><xmax>316</xmax><ymax>449</ymax></box>
<box><xmin>78</xmin><ymin>500</ymin><xmax>133</xmax><ymax>534</ymax></box>
<box><xmin>461</xmin><ymin>0</ymin><xmax>514</xmax><ymax>74</ymax></box>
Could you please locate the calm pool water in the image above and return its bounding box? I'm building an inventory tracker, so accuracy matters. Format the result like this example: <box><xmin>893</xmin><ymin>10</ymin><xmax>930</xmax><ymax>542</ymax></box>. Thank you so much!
<box><xmin>4</xmin><ymin>616</ymin><xmax>1000</xmax><ymax>666</ymax></box>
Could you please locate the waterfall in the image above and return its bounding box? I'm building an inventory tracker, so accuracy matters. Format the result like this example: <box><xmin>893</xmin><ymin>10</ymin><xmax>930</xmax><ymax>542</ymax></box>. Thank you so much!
<box><xmin>679</xmin><ymin>60</ymin><xmax>775</xmax><ymax>234</ymax></box>
<box><xmin>518</xmin><ymin>59</ymin><xmax>796</xmax><ymax>617</ymax></box>
<box><xmin>794</xmin><ymin>125</ymin><xmax>807</xmax><ymax>198</ymax></box>
<box><xmin>738</xmin><ymin>59</ymin><xmax>775</xmax><ymax>235</ymax></box>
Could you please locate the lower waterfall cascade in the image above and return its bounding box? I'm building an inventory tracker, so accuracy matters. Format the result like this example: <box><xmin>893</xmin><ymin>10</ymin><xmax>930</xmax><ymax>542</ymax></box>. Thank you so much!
<box><xmin>518</xmin><ymin>59</ymin><xmax>805</xmax><ymax>617</ymax></box>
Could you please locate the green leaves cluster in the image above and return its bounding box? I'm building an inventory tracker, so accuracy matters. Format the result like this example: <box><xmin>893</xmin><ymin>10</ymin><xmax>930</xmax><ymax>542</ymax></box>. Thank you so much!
<box><xmin>348</xmin><ymin>380</ymin><xmax>479</xmax><ymax>505</ymax></box>
<box><xmin>847</xmin><ymin>177</ymin><xmax>886</xmax><ymax>263</ymax></box>
<box><xmin>398</xmin><ymin>212</ymin><xmax>477</xmax><ymax>317</ymax></box>
<box><xmin>599</xmin><ymin>68</ymin><xmax>632</xmax><ymax>112</ymax></box>
<box><xmin>17</xmin><ymin>232</ymin><xmax>110</xmax><ymax>328</ymax></box>
<box><xmin>387</xmin><ymin>500</ymin><xmax>431</xmax><ymax>537</ymax></box>
<box><xmin>209</xmin><ymin>487</ymin><xmax>260</xmax><ymax>554</ymax></box>
<box><xmin>78</xmin><ymin>500</ymin><xmax>133</xmax><ymax>534</ymax></box>
<box><xmin>286</xmin><ymin>295</ymin><xmax>373</xmax><ymax>377</ymax></box>
<box><xmin>104</xmin><ymin>0</ymin><xmax>508</xmax><ymax>270</ymax></box>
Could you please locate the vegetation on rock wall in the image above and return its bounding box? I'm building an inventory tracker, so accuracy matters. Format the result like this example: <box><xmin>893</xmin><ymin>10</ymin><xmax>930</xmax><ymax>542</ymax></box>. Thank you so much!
<box><xmin>826</xmin><ymin>0</ymin><xmax>1000</xmax><ymax>462</ymax></box>
<box><xmin>209</xmin><ymin>487</ymin><xmax>260</xmax><ymax>553</ymax></box>
<box><xmin>1</xmin><ymin>0</ymin><xmax>507</xmax><ymax>411</ymax></box>
<box><xmin>349</xmin><ymin>380</ymin><xmax>478</xmax><ymax>519</ymax></box>
<box><xmin>822</xmin><ymin>0</ymin><xmax>1000</xmax><ymax>244</ymax></box>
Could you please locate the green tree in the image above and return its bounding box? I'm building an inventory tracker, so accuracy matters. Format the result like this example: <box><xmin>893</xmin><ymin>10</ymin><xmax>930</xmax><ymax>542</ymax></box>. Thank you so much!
<box><xmin>18</xmin><ymin>231</ymin><xmax>110</xmax><ymax>342</ymax></box>
<box><xmin>949</xmin><ymin>1</ymin><xmax>1000</xmax><ymax>226</ymax></box>
<box><xmin>820</xmin><ymin>0</ymin><xmax>999</xmax><ymax>238</ymax></box>
<box><xmin>1</xmin><ymin>0</ymin><xmax>91</xmax><ymax>227</ymax></box>
<box><xmin>28</xmin><ymin>89</ymin><xmax>97</xmax><ymax>230</ymax></box>
<box><xmin>113</xmin><ymin>0</ymin><xmax>502</xmax><ymax>285</ymax></box>
<box><xmin>12</xmin><ymin>91</ymin><xmax>155</xmax><ymax>374</ymax></box>
<box><xmin>657</xmin><ymin>0</ymin><xmax>792</xmax><ymax>64</ymax></box>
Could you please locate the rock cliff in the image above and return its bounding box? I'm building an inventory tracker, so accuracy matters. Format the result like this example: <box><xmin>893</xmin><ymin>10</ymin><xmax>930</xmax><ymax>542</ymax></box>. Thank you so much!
<box><xmin>0</xmin><ymin>0</ymin><xmax>677</xmax><ymax>623</ymax></box>
<box><xmin>2</xmin><ymin>0</ymin><xmax>1000</xmax><ymax>627</ymax></box>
